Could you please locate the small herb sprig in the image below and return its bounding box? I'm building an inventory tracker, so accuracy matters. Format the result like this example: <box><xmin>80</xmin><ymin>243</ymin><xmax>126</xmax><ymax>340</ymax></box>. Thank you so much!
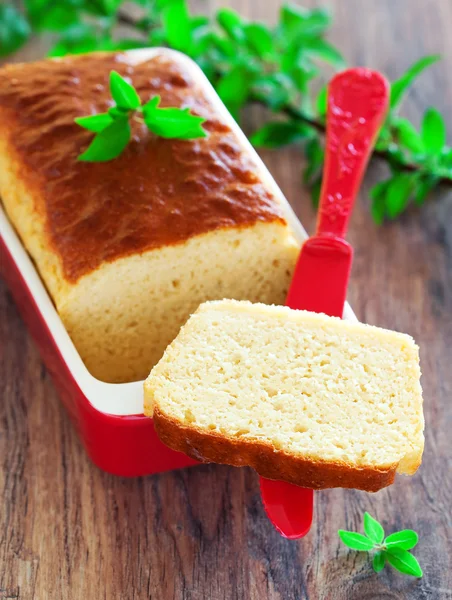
<box><xmin>75</xmin><ymin>70</ymin><xmax>206</xmax><ymax>161</ymax></box>
<box><xmin>339</xmin><ymin>512</ymin><xmax>422</xmax><ymax>578</ymax></box>
<box><xmin>3</xmin><ymin>0</ymin><xmax>451</xmax><ymax>221</ymax></box>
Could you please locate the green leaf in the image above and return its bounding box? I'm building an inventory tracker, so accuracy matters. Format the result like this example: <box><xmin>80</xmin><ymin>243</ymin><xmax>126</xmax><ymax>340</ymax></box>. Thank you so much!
<box><xmin>303</xmin><ymin>38</ymin><xmax>345</xmax><ymax>68</ymax></box>
<box><xmin>280</xmin><ymin>4</ymin><xmax>331</xmax><ymax>40</ymax></box>
<box><xmin>370</xmin><ymin>181</ymin><xmax>389</xmax><ymax>224</ymax></box>
<box><xmin>191</xmin><ymin>15</ymin><xmax>209</xmax><ymax>31</ymax></box>
<box><xmin>373</xmin><ymin>551</ymin><xmax>386</xmax><ymax>573</ymax></box>
<box><xmin>0</xmin><ymin>4</ymin><xmax>31</xmax><ymax>57</ymax></box>
<box><xmin>364</xmin><ymin>513</ymin><xmax>385</xmax><ymax>545</ymax></box>
<box><xmin>100</xmin><ymin>0</ymin><xmax>123</xmax><ymax>16</ymax></box>
<box><xmin>394</xmin><ymin>118</ymin><xmax>425</xmax><ymax>153</ymax></box>
<box><xmin>422</xmin><ymin>108</ymin><xmax>447</xmax><ymax>156</ymax></box>
<box><xmin>142</xmin><ymin>96</ymin><xmax>207</xmax><ymax>139</ymax></box>
<box><xmin>217</xmin><ymin>7</ymin><xmax>246</xmax><ymax>42</ymax></box>
<box><xmin>75</xmin><ymin>113</ymin><xmax>113</xmax><ymax>133</ymax></box>
<box><xmin>250</xmin><ymin>121</ymin><xmax>312</xmax><ymax>149</ymax></box>
<box><xmin>26</xmin><ymin>2</ymin><xmax>79</xmax><ymax>31</ymax></box>
<box><xmin>148</xmin><ymin>28</ymin><xmax>168</xmax><ymax>47</ymax></box>
<box><xmin>390</xmin><ymin>55</ymin><xmax>441</xmax><ymax>111</ymax></box>
<box><xmin>338</xmin><ymin>531</ymin><xmax>375</xmax><ymax>551</ymax></box>
<box><xmin>385</xmin><ymin>173</ymin><xmax>414</xmax><ymax>219</ymax></box>
<box><xmin>386</xmin><ymin>548</ymin><xmax>423</xmax><ymax>577</ymax></box>
<box><xmin>245</xmin><ymin>23</ymin><xmax>273</xmax><ymax>58</ymax></box>
<box><xmin>110</xmin><ymin>71</ymin><xmax>141</xmax><ymax>111</ymax></box>
<box><xmin>210</xmin><ymin>32</ymin><xmax>235</xmax><ymax>58</ymax></box>
<box><xmin>108</xmin><ymin>106</ymin><xmax>129</xmax><ymax>118</ymax></box>
<box><xmin>316</xmin><ymin>85</ymin><xmax>328</xmax><ymax>118</ymax></box>
<box><xmin>162</xmin><ymin>0</ymin><xmax>192</xmax><ymax>53</ymax></box>
<box><xmin>251</xmin><ymin>74</ymin><xmax>291</xmax><ymax>110</ymax></box>
<box><xmin>414</xmin><ymin>176</ymin><xmax>438</xmax><ymax>206</ymax></box>
<box><xmin>385</xmin><ymin>530</ymin><xmax>419</xmax><ymax>550</ymax></box>
<box><xmin>440</xmin><ymin>147</ymin><xmax>452</xmax><ymax>167</ymax></box>
<box><xmin>78</xmin><ymin>118</ymin><xmax>131</xmax><ymax>162</ymax></box>
<box><xmin>304</xmin><ymin>136</ymin><xmax>324</xmax><ymax>184</ymax></box>
<box><xmin>217</xmin><ymin>65</ymin><xmax>252</xmax><ymax>120</ymax></box>
<box><xmin>190</xmin><ymin>22</ymin><xmax>211</xmax><ymax>58</ymax></box>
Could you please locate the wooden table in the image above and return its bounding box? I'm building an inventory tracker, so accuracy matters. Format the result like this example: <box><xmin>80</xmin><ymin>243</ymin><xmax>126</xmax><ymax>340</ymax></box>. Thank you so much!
<box><xmin>1</xmin><ymin>1</ymin><xmax>451</xmax><ymax>598</ymax></box>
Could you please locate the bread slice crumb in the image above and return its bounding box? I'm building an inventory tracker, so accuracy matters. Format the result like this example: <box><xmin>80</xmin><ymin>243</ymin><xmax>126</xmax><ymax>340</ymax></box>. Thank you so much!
<box><xmin>144</xmin><ymin>300</ymin><xmax>424</xmax><ymax>491</ymax></box>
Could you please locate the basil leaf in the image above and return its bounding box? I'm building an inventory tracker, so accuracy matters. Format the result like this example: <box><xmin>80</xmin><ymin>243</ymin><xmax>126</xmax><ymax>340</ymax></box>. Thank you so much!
<box><xmin>385</xmin><ymin>530</ymin><xmax>419</xmax><ymax>550</ymax></box>
<box><xmin>0</xmin><ymin>4</ymin><xmax>31</xmax><ymax>57</ymax></box>
<box><xmin>251</xmin><ymin>74</ymin><xmax>291</xmax><ymax>110</ymax></box>
<box><xmin>316</xmin><ymin>85</ymin><xmax>328</xmax><ymax>118</ymax></box>
<box><xmin>108</xmin><ymin>106</ymin><xmax>129</xmax><ymax>118</ymax></box>
<box><xmin>385</xmin><ymin>173</ymin><xmax>414</xmax><ymax>219</ymax></box>
<box><xmin>303</xmin><ymin>38</ymin><xmax>345</xmax><ymax>68</ymax></box>
<box><xmin>100</xmin><ymin>0</ymin><xmax>123</xmax><ymax>16</ymax></box>
<box><xmin>373</xmin><ymin>551</ymin><xmax>386</xmax><ymax>573</ymax></box>
<box><xmin>280</xmin><ymin>5</ymin><xmax>331</xmax><ymax>40</ymax></box>
<box><xmin>148</xmin><ymin>29</ymin><xmax>168</xmax><ymax>47</ymax></box>
<box><xmin>338</xmin><ymin>531</ymin><xmax>375</xmax><ymax>551</ymax></box>
<box><xmin>363</xmin><ymin>513</ymin><xmax>385</xmax><ymax>545</ymax></box>
<box><xmin>245</xmin><ymin>23</ymin><xmax>273</xmax><ymax>58</ymax></box>
<box><xmin>27</xmin><ymin>3</ymin><xmax>79</xmax><ymax>31</ymax></box>
<box><xmin>394</xmin><ymin>118</ymin><xmax>425</xmax><ymax>153</ymax></box>
<box><xmin>78</xmin><ymin>118</ymin><xmax>131</xmax><ymax>162</ymax></box>
<box><xmin>162</xmin><ymin>0</ymin><xmax>192</xmax><ymax>54</ymax></box>
<box><xmin>190</xmin><ymin>21</ymin><xmax>211</xmax><ymax>58</ymax></box>
<box><xmin>303</xmin><ymin>136</ymin><xmax>324</xmax><ymax>184</ymax></box>
<box><xmin>217</xmin><ymin>65</ymin><xmax>252</xmax><ymax>120</ymax></box>
<box><xmin>191</xmin><ymin>15</ymin><xmax>209</xmax><ymax>31</ymax></box>
<box><xmin>75</xmin><ymin>113</ymin><xmax>113</xmax><ymax>133</ymax></box>
<box><xmin>414</xmin><ymin>176</ymin><xmax>437</xmax><ymax>206</ymax></box>
<box><xmin>217</xmin><ymin>8</ymin><xmax>246</xmax><ymax>42</ymax></box>
<box><xmin>422</xmin><ymin>108</ymin><xmax>447</xmax><ymax>156</ymax></box>
<box><xmin>386</xmin><ymin>548</ymin><xmax>423</xmax><ymax>578</ymax></box>
<box><xmin>110</xmin><ymin>71</ymin><xmax>141</xmax><ymax>111</ymax></box>
<box><xmin>250</xmin><ymin>121</ymin><xmax>312</xmax><ymax>149</ymax></box>
<box><xmin>143</xmin><ymin>96</ymin><xmax>207</xmax><ymax>139</ymax></box>
<box><xmin>390</xmin><ymin>55</ymin><xmax>440</xmax><ymax>111</ymax></box>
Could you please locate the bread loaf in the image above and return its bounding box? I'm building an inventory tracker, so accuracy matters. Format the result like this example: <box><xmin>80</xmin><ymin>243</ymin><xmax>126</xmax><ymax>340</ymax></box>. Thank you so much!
<box><xmin>0</xmin><ymin>50</ymin><xmax>300</xmax><ymax>382</ymax></box>
<box><xmin>144</xmin><ymin>300</ymin><xmax>424</xmax><ymax>491</ymax></box>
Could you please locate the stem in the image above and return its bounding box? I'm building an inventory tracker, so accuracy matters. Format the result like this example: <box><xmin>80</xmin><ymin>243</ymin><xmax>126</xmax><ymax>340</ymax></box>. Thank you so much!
<box><xmin>117</xmin><ymin>11</ymin><xmax>140</xmax><ymax>29</ymax></box>
<box><xmin>257</xmin><ymin>98</ymin><xmax>452</xmax><ymax>185</ymax></box>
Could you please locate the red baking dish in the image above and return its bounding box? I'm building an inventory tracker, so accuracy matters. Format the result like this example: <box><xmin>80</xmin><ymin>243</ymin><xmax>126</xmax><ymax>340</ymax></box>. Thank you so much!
<box><xmin>0</xmin><ymin>48</ymin><xmax>356</xmax><ymax>477</ymax></box>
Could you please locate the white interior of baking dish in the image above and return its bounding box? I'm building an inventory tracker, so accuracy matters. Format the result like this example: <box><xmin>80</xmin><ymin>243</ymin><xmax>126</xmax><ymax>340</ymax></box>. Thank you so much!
<box><xmin>0</xmin><ymin>48</ymin><xmax>356</xmax><ymax>416</ymax></box>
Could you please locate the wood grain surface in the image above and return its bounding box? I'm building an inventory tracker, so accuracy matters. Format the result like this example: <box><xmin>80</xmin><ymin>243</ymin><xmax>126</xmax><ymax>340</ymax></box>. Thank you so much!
<box><xmin>1</xmin><ymin>1</ymin><xmax>452</xmax><ymax>598</ymax></box>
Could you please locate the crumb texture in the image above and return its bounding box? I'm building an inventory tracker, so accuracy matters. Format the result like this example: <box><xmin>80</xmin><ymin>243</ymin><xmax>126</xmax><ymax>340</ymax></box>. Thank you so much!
<box><xmin>145</xmin><ymin>300</ymin><xmax>424</xmax><ymax>490</ymax></box>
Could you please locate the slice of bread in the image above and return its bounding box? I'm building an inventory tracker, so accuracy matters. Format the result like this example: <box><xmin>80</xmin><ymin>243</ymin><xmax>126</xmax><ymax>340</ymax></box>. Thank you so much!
<box><xmin>144</xmin><ymin>300</ymin><xmax>424</xmax><ymax>491</ymax></box>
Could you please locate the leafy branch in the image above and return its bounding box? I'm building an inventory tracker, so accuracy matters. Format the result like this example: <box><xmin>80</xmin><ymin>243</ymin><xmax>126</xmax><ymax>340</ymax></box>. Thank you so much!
<box><xmin>2</xmin><ymin>0</ymin><xmax>450</xmax><ymax>222</ymax></box>
<box><xmin>339</xmin><ymin>512</ymin><xmax>423</xmax><ymax>577</ymax></box>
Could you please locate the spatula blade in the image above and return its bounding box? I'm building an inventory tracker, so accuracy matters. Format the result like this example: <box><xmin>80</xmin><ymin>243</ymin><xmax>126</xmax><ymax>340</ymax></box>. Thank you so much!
<box><xmin>286</xmin><ymin>237</ymin><xmax>353</xmax><ymax>317</ymax></box>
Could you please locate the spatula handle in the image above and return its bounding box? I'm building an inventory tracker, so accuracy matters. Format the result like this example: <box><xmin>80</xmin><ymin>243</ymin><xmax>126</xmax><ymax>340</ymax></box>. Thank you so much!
<box><xmin>316</xmin><ymin>69</ymin><xmax>389</xmax><ymax>239</ymax></box>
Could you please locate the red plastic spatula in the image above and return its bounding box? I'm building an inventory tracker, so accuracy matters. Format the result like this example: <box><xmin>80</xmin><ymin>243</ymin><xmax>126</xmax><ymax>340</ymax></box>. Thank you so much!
<box><xmin>259</xmin><ymin>68</ymin><xmax>390</xmax><ymax>540</ymax></box>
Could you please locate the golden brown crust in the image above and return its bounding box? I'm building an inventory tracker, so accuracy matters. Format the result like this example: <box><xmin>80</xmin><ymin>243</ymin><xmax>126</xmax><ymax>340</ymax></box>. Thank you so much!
<box><xmin>152</xmin><ymin>407</ymin><xmax>397</xmax><ymax>492</ymax></box>
<box><xmin>0</xmin><ymin>51</ymin><xmax>285</xmax><ymax>283</ymax></box>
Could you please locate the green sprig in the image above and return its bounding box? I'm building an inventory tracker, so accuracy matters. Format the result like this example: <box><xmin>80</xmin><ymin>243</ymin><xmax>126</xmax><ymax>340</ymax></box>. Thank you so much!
<box><xmin>3</xmin><ymin>0</ymin><xmax>451</xmax><ymax>220</ymax></box>
<box><xmin>75</xmin><ymin>70</ymin><xmax>206</xmax><ymax>161</ymax></box>
<box><xmin>338</xmin><ymin>512</ymin><xmax>423</xmax><ymax>578</ymax></box>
